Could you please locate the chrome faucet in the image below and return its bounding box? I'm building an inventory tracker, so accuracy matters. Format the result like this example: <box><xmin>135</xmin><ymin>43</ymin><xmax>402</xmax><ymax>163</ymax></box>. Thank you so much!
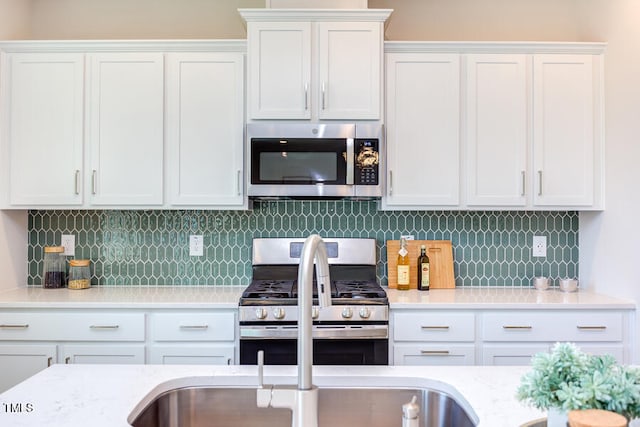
<box><xmin>256</xmin><ymin>234</ymin><xmax>332</xmax><ymax>427</ymax></box>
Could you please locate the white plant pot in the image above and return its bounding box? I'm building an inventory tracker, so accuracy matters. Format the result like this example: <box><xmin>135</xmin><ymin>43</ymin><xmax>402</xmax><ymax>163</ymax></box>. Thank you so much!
<box><xmin>547</xmin><ymin>407</ymin><xmax>568</xmax><ymax>427</ymax></box>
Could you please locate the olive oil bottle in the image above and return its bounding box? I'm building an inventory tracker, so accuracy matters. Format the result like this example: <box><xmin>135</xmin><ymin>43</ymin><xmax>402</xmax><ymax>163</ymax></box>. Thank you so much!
<box><xmin>397</xmin><ymin>238</ymin><xmax>410</xmax><ymax>290</ymax></box>
<box><xmin>417</xmin><ymin>244</ymin><xmax>430</xmax><ymax>291</ymax></box>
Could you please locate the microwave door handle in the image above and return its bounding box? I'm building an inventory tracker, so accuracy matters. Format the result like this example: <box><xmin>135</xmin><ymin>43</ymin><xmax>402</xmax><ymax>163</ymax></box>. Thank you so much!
<box><xmin>346</xmin><ymin>138</ymin><xmax>354</xmax><ymax>185</ymax></box>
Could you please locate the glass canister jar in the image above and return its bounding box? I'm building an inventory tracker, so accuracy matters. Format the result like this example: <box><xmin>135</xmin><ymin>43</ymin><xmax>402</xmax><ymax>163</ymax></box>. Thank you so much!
<box><xmin>68</xmin><ymin>259</ymin><xmax>91</xmax><ymax>290</ymax></box>
<box><xmin>43</xmin><ymin>246</ymin><xmax>66</xmax><ymax>288</ymax></box>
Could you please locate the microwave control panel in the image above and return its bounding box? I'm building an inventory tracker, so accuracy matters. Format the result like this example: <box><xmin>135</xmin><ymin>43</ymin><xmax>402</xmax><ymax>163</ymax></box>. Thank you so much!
<box><xmin>354</xmin><ymin>138</ymin><xmax>379</xmax><ymax>186</ymax></box>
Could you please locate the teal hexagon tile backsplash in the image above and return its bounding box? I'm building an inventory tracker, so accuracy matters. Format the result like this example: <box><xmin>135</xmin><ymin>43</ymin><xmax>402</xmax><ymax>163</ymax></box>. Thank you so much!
<box><xmin>27</xmin><ymin>201</ymin><xmax>578</xmax><ymax>287</ymax></box>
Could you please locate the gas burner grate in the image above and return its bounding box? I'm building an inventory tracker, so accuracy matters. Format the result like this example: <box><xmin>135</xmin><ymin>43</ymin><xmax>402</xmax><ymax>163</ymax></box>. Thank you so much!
<box><xmin>334</xmin><ymin>280</ymin><xmax>386</xmax><ymax>299</ymax></box>
<box><xmin>242</xmin><ymin>280</ymin><xmax>295</xmax><ymax>299</ymax></box>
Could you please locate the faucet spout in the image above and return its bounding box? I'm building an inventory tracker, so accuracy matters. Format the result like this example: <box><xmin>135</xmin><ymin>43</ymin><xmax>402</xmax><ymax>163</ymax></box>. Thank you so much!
<box><xmin>297</xmin><ymin>234</ymin><xmax>332</xmax><ymax>390</ymax></box>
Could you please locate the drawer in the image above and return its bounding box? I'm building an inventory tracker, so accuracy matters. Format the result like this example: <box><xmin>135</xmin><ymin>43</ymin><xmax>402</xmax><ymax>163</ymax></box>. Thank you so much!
<box><xmin>393</xmin><ymin>312</ymin><xmax>475</xmax><ymax>342</ymax></box>
<box><xmin>482</xmin><ymin>311</ymin><xmax>624</xmax><ymax>342</ymax></box>
<box><xmin>0</xmin><ymin>312</ymin><xmax>145</xmax><ymax>341</ymax></box>
<box><xmin>393</xmin><ymin>343</ymin><xmax>475</xmax><ymax>366</ymax></box>
<box><xmin>150</xmin><ymin>312</ymin><xmax>236</xmax><ymax>342</ymax></box>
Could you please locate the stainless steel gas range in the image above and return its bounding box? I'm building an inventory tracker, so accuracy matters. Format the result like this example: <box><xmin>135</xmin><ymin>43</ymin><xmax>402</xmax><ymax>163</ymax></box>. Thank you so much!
<box><xmin>239</xmin><ymin>238</ymin><xmax>389</xmax><ymax>366</ymax></box>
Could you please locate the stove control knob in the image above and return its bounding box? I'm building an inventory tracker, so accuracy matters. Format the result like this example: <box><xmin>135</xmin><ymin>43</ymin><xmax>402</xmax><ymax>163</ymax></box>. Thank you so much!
<box><xmin>312</xmin><ymin>307</ymin><xmax>320</xmax><ymax>320</ymax></box>
<box><xmin>273</xmin><ymin>308</ymin><xmax>286</xmax><ymax>320</ymax></box>
<box><xmin>359</xmin><ymin>307</ymin><xmax>371</xmax><ymax>319</ymax></box>
<box><xmin>341</xmin><ymin>307</ymin><xmax>353</xmax><ymax>319</ymax></box>
<box><xmin>255</xmin><ymin>308</ymin><xmax>268</xmax><ymax>320</ymax></box>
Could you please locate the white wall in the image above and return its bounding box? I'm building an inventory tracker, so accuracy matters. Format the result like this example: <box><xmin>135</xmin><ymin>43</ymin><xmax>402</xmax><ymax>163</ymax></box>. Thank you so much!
<box><xmin>0</xmin><ymin>0</ymin><xmax>30</xmax><ymax>290</ymax></box>
<box><xmin>0</xmin><ymin>0</ymin><xmax>31</xmax><ymax>39</ymax></box>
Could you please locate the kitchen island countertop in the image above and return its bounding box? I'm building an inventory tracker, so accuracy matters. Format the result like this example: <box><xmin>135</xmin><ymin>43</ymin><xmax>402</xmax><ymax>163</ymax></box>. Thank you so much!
<box><xmin>0</xmin><ymin>363</ymin><xmax>544</xmax><ymax>427</ymax></box>
<box><xmin>0</xmin><ymin>285</ymin><xmax>634</xmax><ymax>309</ymax></box>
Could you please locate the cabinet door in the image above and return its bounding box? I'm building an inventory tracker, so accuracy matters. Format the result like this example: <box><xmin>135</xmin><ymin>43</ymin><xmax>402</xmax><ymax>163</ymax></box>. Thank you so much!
<box><xmin>148</xmin><ymin>345</ymin><xmax>234</xmax><ymax>365</ymax></box>
<box><xmin>384</xmin><ymin>53</ymin><xmax>460</xmax><ymax>208</ymax></box>
<box><xmin>317</xmin><ymin>22</ymin><xmax>381</xmax><ymax>120</ymax></box>
<box><xmin>60</xmin><ymin>344</ymin><xmax>145</xmax><ymax>364</ymax></box>
<box><xmin>87</xmin><ymin>53</ymin><xmax>164</xmax><ymax>205</ymax></box>
<box><xmin>5</xmin><ymin>53</ymin><xmax>84</xmax><ymax>206</ymax></box>
<box><xmin>166</xmin><ymin>53</ymin><xmax>245</xmax><ymax>206</ymax></box>
<box><xmin>0</xmin><ymin>344</ymin><xmax>56</xmax><ymax>392</ymax></box>
<box><xmin>248</xmin><ymin>22</ymin><xmax>311</xmax><ymax>119</ymax></box>
<box><xmin>533</xmin><ymin>54</ymin><xmax>595</xmax><ymax>206</ymax></box>
<box><xmin>466</xmin><ymin>54</ymin><xmax>528</xmax><ymax>206</ymax></box>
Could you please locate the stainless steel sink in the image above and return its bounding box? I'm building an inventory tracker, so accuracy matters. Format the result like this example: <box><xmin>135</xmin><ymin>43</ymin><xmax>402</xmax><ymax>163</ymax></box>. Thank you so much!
<box><xmin>129</xmin><ymin>381</ymin><xmax>477</xmax><ymax>427</ymax></box>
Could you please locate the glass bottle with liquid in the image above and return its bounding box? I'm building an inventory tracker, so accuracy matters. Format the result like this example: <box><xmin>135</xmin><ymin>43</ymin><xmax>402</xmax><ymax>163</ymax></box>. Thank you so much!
<box><xmin>397</xmin><ymin>238</ymin><xmax>411</xmax><ymax>290</ymax></box>
<box><xmin>417</xmin><ymin>245</ymin><xmax>430</xmax><ymax>291</ymax></box>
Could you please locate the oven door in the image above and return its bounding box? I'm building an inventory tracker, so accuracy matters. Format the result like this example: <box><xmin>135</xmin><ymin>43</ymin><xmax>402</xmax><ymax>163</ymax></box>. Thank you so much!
<box><xmin>240</xmin><ymin>338</ymin><xmax>388</xmax><ymax>366</ymax></box>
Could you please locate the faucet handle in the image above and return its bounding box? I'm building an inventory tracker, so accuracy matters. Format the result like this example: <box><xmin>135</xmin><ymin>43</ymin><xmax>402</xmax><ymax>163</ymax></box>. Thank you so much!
<box><xmin>257</xmin><ymin>350</ymin><xmax>264</xmax><ymax>388</ymax></box>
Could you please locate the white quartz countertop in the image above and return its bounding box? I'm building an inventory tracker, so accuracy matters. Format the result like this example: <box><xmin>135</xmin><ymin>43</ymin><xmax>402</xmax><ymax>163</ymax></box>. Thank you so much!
<box><xmin>0</xmin><ymin>363</ymin><xmax>545</xmax><ymax>427</ymax></box>
<box><xmin>387</xmin><ymin>288</ymin><xmax>637</xmax><ymax>309</ymax></box>
<box><xmin>0</xmin><ymin>286</ymin><xmax>634</xmax><ymax>310</ymax></box>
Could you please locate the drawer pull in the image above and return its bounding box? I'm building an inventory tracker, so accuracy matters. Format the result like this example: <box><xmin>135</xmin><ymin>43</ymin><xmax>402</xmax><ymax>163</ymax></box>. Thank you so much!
<box><xmin>89</xmin><ymin>325</ymin><xmax>120</xmax><ymax>330</ymax></box>
<box><xmin>180</xmin><ymin>325</ymin><xmax>209</xmax><ymax>330</ymax></box>
<box><xmin>420</xmin><ymin>350</ymin><xmax>450</xmax><ymax>356</ymax></box>
<box><xmin>0</xmin><ymin>324</ymin><xmax>29</xmax><ymax>329</ymax></box>
<box><xmin>577</xmin><ymin>325</ymin><xmax>607</xmax><ymax>331</ymax></box>
<box><xmin>502</xmin><ymin>325</ymin><xmax>532</xmax><ymax>330</ymax></box>
<box><xmin>421</xmin><ymin>326</ymin><xmax>450</xmax><ymax>330</ymax></box>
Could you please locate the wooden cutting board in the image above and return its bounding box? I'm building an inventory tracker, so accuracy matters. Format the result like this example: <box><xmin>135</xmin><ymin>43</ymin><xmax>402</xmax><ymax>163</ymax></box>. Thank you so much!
<box><xmin>387</xmin><ymin>240</ymin><xmax>455</xmax><ymax>289</ymax></box>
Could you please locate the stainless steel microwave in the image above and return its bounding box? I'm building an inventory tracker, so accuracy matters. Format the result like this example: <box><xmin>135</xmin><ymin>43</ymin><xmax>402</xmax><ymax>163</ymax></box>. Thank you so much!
<box><xmin>247</xmin><ymin>123</ymin><xmax>383</xmax><ymax>199</ymax></box>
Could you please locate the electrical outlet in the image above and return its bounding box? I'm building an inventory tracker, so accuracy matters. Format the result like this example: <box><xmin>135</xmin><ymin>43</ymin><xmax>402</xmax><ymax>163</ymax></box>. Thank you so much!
<box><xmin>189</xmin><ymin>235</ymin><xmax>204</xmax><ymax>257</ymax></box>
<box><xmin>61</xmin><ymin>234</ymin><xmax>75</xmax><ymax>256</ymax></box>
<box><xmin>400</xmin><ymin>235</ymin><xmax>415</xmax><ymax>240</ymax></box>
<box><xmin>532</xmin><ymin>235</ymin><xmax>547</xmax><ymax>258</ymax></box>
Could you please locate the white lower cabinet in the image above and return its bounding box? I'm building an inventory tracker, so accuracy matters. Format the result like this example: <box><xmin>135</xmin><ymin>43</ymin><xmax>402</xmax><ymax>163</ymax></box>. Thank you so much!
<box><xmin>392</xmin><ymin>311</ymin><xmax>476</xmax><ymax>365</ymax></box>
<box><xmin>481</xmin><ymin>310</ymin><xmax>627</xmax><ymax>365</ymax></box>
<box><xmin>0</xmin><ymin>310</ymin><xmax>147</xmax><ymax>392</ymax></box>
<box><xmin>392</xmin><ymin>309</ymin><xmax>631</xmax><ymax>366</ymax></box>
<box><xmin>148</xmin><ymin>311</ymin><xmax>236</xmax><ymax>365</ymax></box>
<box><xmin>0</xmin><ymin>344</ymin><xmax>56</xmax><ymax>392</ymax></box>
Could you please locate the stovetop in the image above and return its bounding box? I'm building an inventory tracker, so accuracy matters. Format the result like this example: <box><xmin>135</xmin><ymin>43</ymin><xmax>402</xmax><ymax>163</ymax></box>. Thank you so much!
<box><xmin>241</xmin><ymin>278</ymin><xmax>387</xmax><ymax>302</ymax></box>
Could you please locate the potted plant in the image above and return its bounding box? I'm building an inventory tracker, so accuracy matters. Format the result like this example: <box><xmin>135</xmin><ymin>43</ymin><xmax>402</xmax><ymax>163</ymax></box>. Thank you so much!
<box><xmin>516</xmin><ymin>342</ymin><xmax>640</xmax><ymax>426</ymax></box>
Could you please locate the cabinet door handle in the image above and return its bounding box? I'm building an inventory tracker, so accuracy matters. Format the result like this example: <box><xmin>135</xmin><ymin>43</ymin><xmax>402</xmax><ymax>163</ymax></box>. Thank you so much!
<box><xmin>89</xmin><ymin>325</ymin><xmax>119</xmax><ymax>329</ymax></box>
<box><xmin>47</xmin><ymin>357</ymin><xmax>53</xmax><ymax>367</ymax></box>
<box><xmin>321</xmin><ymin>82</ymin><xmax>326</xmax><ymax>110</ymax></box>
<box><xmin>421</xmin><ymin>326</ymin><xmax>450</xmax><ymax>330</ymax></box>
<box><xmin>388</xmin><ymin>170</ymin><xmax>393</xmax><ymax>196</ymax></box>
<box><xmin>521</xmin><ymin>171</ymin><xmax>525</xmax><ymax>196</ymax></box>
<box><xmin>236</xmin><ymin>170</ymin><xmax>241</xmax><ymax>196</ymax></box>
<box><xmin>74</xmin><ymin>170</ymin><xmax>81</xmax><ymax>195</ymax></box>
<box><xmin>65</xmin><ymin>357</ymin><xmax>71</xmax><ymax>364</ymax></box>
<box><xmin>577</xmin><ymin>325</ymin><xmax>607</xmax><ymax>331</ymax></box>
<box><xmin>179</xmin><ymin>325</ymin><xmax>209</xmax><ymax>330</ymax></box>
<box><xmin>227</xmin><ymin>358</ymin><xmax>232</xmax><ymax>365</ymax></box>
<box><xmin>502</xmin><ymin>325</ymin><xmax>532</xmax><ymax>330</ymax></box>
<box><xmin>0</xmin><ymin>324</ymin><xmax>29</xmax><ymax>329</ymax></box>
<box><xmin>537</xmin><ymin>170</ymin><xmax>543</xmax><ymax>196</ymax></box>
<box><xmin>304</xmin><ymin>83</ymin><xmax>309</xmax><ymax>111</ymax></box>
<box><xmin>420</xmin><ymin>350</ymin><xmax>450</xmax><ymax>355</ymax></box>
<box><xmin>92</xmin><ymin>170</ymin><xmax>97</xmax><ymax>195</ymax></box>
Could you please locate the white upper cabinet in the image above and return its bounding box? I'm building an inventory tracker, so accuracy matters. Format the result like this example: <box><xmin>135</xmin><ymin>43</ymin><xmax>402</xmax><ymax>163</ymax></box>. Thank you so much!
<box><xmin>465</xmin><ymin>54</ymin><xmax>528</xmax><ymax>207</ymax></box>
<box><xmin>383</xmin><ymin>42</ymin><xmax>604</xmax><ymax>211</ymax></box>
<box><xmin>532</xmin><ymin>54</ymin><xmax>597</xmax><ymax>207</ymax></box>
<box><xmin>383</xmin><ymin>52</ymin><xmax>461</xmax><ymax>208</ymax></box>
<box><xmin>317</xmin><ymin>22</ymin><xmax>381</xmax><ymax>119</ymax></box>
<box><xmin>248</xmin><ymin>22</ymin><xmax>311</xmax><ymax>119</ymax></box>
<box><xmin>166</xmin><ymin>52</ymin><xmax>245</xmax><ymax>207</ymax></box>
<box><xmin>87</xmin><ymin>53</ymin><xmax>164</xmax><ymax>206</ymax></box>
<box><xmin>241</xmin><ymin>9</ymin><xmax>391</xmax><ymax>121</ymax></box>
<box><xmin>2</xmin><ymin>53</ymin><xmax>85</xmax><ymax>206</ymax></box>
